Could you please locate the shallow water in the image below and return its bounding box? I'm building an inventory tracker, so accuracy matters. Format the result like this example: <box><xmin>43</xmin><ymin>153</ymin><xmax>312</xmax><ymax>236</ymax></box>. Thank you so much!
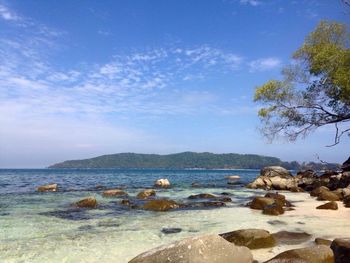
<box><xmin>1</xmin><ymin>169</ymin><xmax>349</xmax><ymax>263</ymax></box>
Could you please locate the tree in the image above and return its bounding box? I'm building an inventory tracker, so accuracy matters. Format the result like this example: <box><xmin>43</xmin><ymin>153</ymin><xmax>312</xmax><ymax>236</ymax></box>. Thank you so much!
<box><xmin>254</xmin><ymin>21</ymin><xmax>350</xmax><ymax>146</ymax></box>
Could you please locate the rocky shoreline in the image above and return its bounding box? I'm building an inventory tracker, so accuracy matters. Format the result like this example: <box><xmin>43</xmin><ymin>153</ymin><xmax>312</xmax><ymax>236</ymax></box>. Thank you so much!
<box><xmin>35</xmin><ymin>157</ymin><xmax>350</xmax><ymax>262</ymax></box>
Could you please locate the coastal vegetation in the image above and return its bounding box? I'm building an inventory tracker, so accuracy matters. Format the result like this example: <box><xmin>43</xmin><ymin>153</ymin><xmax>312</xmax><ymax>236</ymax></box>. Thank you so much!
<box><xmin>48</xmin><ymin>151</ymin><xmax>339</xmax><ymax>170</ymax></box>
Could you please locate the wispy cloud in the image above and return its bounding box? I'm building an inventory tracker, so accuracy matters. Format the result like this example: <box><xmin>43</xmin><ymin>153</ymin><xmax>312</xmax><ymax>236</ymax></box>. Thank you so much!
<box><xmin>239</xmin><ymin>0</ymin><xmax>261</xmax><ymax>7</ymax></box>
<box><xmin>0</xmin><ymin>4</ymin><xmax>20</xmax><ymax>21</ymax></box>
<box><xmin>248</xmin><ymin>57</ymin><xmax>282</xmax><ymax>72</ymax></box>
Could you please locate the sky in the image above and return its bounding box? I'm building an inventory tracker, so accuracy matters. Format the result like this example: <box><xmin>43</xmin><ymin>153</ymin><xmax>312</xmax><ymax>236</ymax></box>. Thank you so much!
<box><xmin>0</xmin><ymin>0</ymin><xmax>349</xmax><ymax>168</ymax></box>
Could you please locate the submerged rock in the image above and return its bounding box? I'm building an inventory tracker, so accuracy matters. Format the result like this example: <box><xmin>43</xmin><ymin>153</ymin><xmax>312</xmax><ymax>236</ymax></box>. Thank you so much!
<box><xmin>102</xmin><ymin>189</ymin><xmax>128</xmax><ymax>197</ymax></box>
<box><xmin>128</xmin><ymin>234</ymin><xmax>253</xmax><ymax>263</ymax></box>
<box><xmin>75</xmin><ymin>197</ymin><xmax>97</xmax><ymax>209</ymax></box>
<box><xmin>188</xmin><ymin>193</ymin><xmax>217</xmax><ymax>199</ymax></box>
<box><xmin>316</xmin><ymin>201</ymin><xmax>338</xmax><ymax>210</ymax></box>
<box><xmin>331</xmin><ymin>238</ymin><xmax>350</xmax><ymax>263</ymax></box>
<box><xmin>267</xmin><ymin>220</ymin><xmax>288</xmax><ymax>226</ymax></box>
<box><xmin>143</xmin><ymin>199</ymin><xmax>179</xmax><ymax>212</ymax></box>
<box><xmin>272</xmin><ymin>231</ymin><xmax>312</xmax><ymax>245</ymax></box>
<box><xmin>154</xmin><ymin>178</ymin><xmax>170</xmax><ymax>188</ymax></box>
<box><xmin>37</xmin><ymin>183</ymin><xmax>58</xmax><ymax>192</ymax></box>
<box><xmin>137</xmin><ymin>189</ymin><xmax>156</xmax><ymax>199</ymax></box>
<box><xmin>220</xmin><ymin>228</ymin><xmax>276</xmax><ymax>249</ymax></box>
<box><xmin>265</xmin><ymin>245</ymin><xmax>334</xmax><ymax>263</ymax></box>
<box><xmin>161</xmin><ymin>228</ymin><xmax>182</xmax><ymax>234</ymax></box>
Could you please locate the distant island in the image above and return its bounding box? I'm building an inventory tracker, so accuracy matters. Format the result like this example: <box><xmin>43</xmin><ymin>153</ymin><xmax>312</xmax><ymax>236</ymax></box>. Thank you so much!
<box><xmin>48</xmin><ymin>152</ymin><xmax>340</xmax><ymax>170</ymax></box>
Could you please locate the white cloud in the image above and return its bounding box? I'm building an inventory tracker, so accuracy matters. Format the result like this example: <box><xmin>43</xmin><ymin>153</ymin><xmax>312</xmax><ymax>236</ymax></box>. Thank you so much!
<box><xmin>0</xmin><ymin>4</ymin><xmax>20</xmax><ymax>21</ymax></box>
<box><xmin>239</xmin><ymin>0</ymin><xmax>261</xmax><ymax>7</ymax></box>
<box><xmin>248</xmin><ymin>57</ymin><xmax>282</xmax><ymax>72</ymax></box>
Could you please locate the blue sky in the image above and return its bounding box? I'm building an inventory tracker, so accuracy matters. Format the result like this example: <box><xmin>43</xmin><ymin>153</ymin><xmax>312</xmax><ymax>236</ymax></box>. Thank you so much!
<box><xmin>0</xmin><ymin>0</ymin><xmax>349</xmax><ymax>168</ymax></box>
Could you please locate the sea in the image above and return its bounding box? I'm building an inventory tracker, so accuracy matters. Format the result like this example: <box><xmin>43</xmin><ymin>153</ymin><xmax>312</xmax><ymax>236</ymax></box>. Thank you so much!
<box><xmin>1</xmin><ymin>168</ymin><xmax>349</xmax><ymax>262</ymax></box>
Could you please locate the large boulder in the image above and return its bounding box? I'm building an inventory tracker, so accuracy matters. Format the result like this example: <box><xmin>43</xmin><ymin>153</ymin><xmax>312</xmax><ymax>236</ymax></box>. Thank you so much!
<box><xmin>272</xmin><ymin>231</ymin><xmax>312</xmax><ymax>245</ymax></box>
<box><xmin>265</xmin><ymin>245</ymin><xmax>334</xmax><ymax>263</ymax></box>
<box><xmin>311</xmin><ymin>186</ymin><xmax>330</xmax><ymax>197</ymax></box>
<box><xmin>102</xmin><ymin>189</ymin><xmax>128</xmax><ymax>197</ymax></box>
<box><xmin>137</xmin><ymin>189</ymin><xmax>156</xmax><ymax>199</ymax></box>
<box><xmin>316</xmin><ymin>201</ymin><xmax>338</xmax><ymax>210</ymax></box>
<box><xmin>143</xmin><ymin>199</ymin><xmax>179</xmax><ymax>212</ymax></box>
<box><xmin>220</xmin><ymin>229</ymin><xmax>276</xmax><ymax>249</ymax></box>
<box><xmin>154</xmin><ymin>178</ymin><xmax>170</xmax><ymax>188</ymax></box>
<box><xmin>75</xmin><ymin>197</ymin><xmax>97</xmax><ymax>208</ymax></box>
<box><xmin>247</xmin><ymin>166</ymin><xmax>296</xmax><ymax>190</ymax></box>
<box><xmin>37</xmin><ymin>183</ymin><xmax>58</xmax><ymax>192</ymax></box>
<box><xmin>317</xmin><ymin>190</ymin><xmax>341</xmax><ymax>201</ymax></box>
<box><xmin>262</xmin><ymin>203</ymin><xmax>284</xmax><ymax>216</ymax></box>
<box><xmin>331</xmin><ymin>238</ymin><xmax>350</xmax><ymax>263</ymax></box>
<box><xmin>128</xmin><ymin>234</ymin><xmax>253</xmax><ymax>263</ymax></box>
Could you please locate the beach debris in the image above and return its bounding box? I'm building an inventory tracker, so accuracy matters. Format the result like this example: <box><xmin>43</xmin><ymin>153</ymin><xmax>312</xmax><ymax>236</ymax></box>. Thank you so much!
<box><xmin>272</xmin><ymin>231</ymin><xmax>312</xmax><ymax>245</ymax></box>
<box><xmin>102</xmin><ymin>189</ymin><xmax>128</xmax><ymax>197</ymax></box>
<box><xmin>75</xmin><ymin>197</ymin><xmax>97</xmax><ymax>208</ymax></box>
<box><xmin>316</xmin><ymin>201</ymin><xmax>338</xmax><ymax>210</ymax></box>
<box><xmin>143</xmin><ymin>199</ymin><xmax>179</xmax><ymax>212</ymax></box>
<box><xmin>154</xmin><ymin>178</ymin><xmax>170</xmax><ymax>188</ymax></box>
<box><xmin>128</xmin><ymin>234</ymin><xmax>253</xmax><ymax>263</ymax></box>
<box><xmin>37</xmin><ymin>183</ymin><xmax>58</xmax><ymax>192</ymax></box>
<box><xmin>136</xmin><ymin>189</ymin><xmax>156</xmax><ymax>199</ymax></box>
<box><xmin>220</xmin><ymin>228</ymin><xmax>276</xmax><ymax>249</ymax></box>
<box><xmin>331</xmin><ymin>238</ymin><xmax>350</xmax><ymax>263</ymax></box>
<box><xmin>265</xmin><ymin>245</ymin><xmax>334</xmax><ymax>263</ymax></box>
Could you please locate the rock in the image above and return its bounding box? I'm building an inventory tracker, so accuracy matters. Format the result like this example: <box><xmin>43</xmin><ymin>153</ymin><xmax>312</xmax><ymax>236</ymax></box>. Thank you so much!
<box><xmin>290</xmin><ymin>186</ymin><xmax>305</xmax><ymax>192</ymax></box>
<box><xmin>102</xmin><ymin>189</ymin><xmax>128</xmax><ymax>197</ymax></box>
<box><xmin>220</xmin><ymin>228</ymin><xmax>276</xmax><ymax>249</ymax></box>
<box><xmin>143</xmin><ymin>199</ymin><xmax>179</xmax><ymax>212</ymax></box>
<box><xmin>296</xmin><ymin>170</ymin><xmax>318</xmax><ymax>189</ymax></box>
<box><xmin>265</xmin><ymin>192</ymin><xmax>286</xmax><ymax>206</ymax></box>
<box><xmin>267</xmin><ymin>220</ymin><xmax>288</xmax><ymax>226</ymax></box>
<box><xmin>191</xmin><ymin>182</ymin><xmax>200</xmax><ymax>188</ymax></box>
<box><xmin>249</xmin><ymin>197</ymin><xmax>275</xmax><ymax>210</ymax></box>
<box><xmin>317</xmin><ymin>190</ymin><xmax>341</xmax><ymax>201</ymax></box>
<box><xmin>247</xmin><ymin>167</ymin><xmax>296</xmax><ymax>190</ymax></box>
<box><xmin>75</xmin><ymin>197</ymin><xmax>97</xmax><ymax>208</ymax></box>
<box><xmin>188</xmin><ymin>201</ymin><xmax>226</xmax><ymax>208</ymax></box>
<box><xmin>331</xmin><ymin>238</ymin><xmax>350</xmax><ymax>263</ymax></box>
<box><xmin>188</xmin><ymin>193</ymin><xmax>217</xmax><ymax>199</ymax></box>
<box><xmin>226</xmin><ymin>175</ymin><xmax>241</xmax><ymax>185</ymax></box>
<box><xmin>120</xmin><ymin>199</ymin><xmax>130</xmax><ymax>206</ymax></box>
<box><xmin>161</xmin><ymin>228</ymin><xmax>182</xmax><ymax>234</ymax></box>
<box><xmin>262</xmin><ymin>203</ymin><xmax>284</xmax><ymax>215</ymax></box>
<box><xmin>137</xmin><ymin>189</ymin><xmax>156</xmax><ymax>199</ymax></box>
<box><xmin>154</xmin><ymin>178</ymin><xmax>170</xmax><ymax>188</ymax></box>
<box><xmin>344</xmin><ymin>196</ymin><xmax>350</xmax><ymax>207</ymax></box>
<box><xmin>272</xmin><ymin>231</ymin><xmax>312</xmax><ymax>245</ymax></box>
<box><xmin>37</xmin><ymin>183</ymin><xmax>58</xmax><ymax>192</ymax></box>
<box><xmin>342</xmin><ymin>188</ymin><xmax>350</xmax><ymax>198</ymax></box>
<box><xmin>317</xmin><ymin>201</ymin><xmax>338</xmax><ymax>210</ymax></box>
<box><xmin>341</xmin><ymin>157</ymin><xmax>350</xmax><ymax>172</ymax></box>
<box><xmin>261</xmin><ymin>166</ymin><xmax>292</xmax><ymax>178</ymax></box>
<box><xmin>265</xmin><ymin>245</ymin><xmax>334</xmax><ymax>263</ymax></box>
<box><xmin>217</xmin><ymin>197</ymin><xmax>232</xmax><ymax>202</ymax></box>
<box><xmin>311</xmin><ymin>186</ymin><xmax>330</xmax><ymax>197</ymax></box>
<box><xmin>129</xmin><ymin>234</ymin><xmax>253</xmax><ymax>263</ymax></box>
<box><xmin>315</xmin><ymin>238</ymin><xmax>332</xmax><ymax>246</ymax></box>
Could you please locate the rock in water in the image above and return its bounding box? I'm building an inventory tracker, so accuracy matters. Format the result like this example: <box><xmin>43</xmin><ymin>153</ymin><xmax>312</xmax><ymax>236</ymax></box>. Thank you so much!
<box><xmin>161</xmin><ymin>228</ymin><xmax>182</xmax><ymax>234</ymax></box>
<box><xmin>262</xmin><ymin>203</ymin><xmax>284</xmax><ymax>215</ymax></box>
<box><xmin>316</xmin><ymin>201</ymin><xmax>338</xmax><ymax>210</ymax></box>
<box><xmin>37</xmin><ymin>183</ymin><xmax>58</xmax><ymax>192</ymax></box>
<box><xmin>188</xmin><ymin>193</ymin><xmax>217</xmax><ymax>199</ymax></box>
<box><xmin>272</xmin><ymin>231</ymin><xmax>312</xmax><ymax>245</ymax></box>
<box><xmin>128</xmin><ymin>234</ymin><xmax>253</xmax><ymax>263</ymax></box>
<box><xmin>75</xmin><ymin>197</ymin><xmax>97</xmax><ymax>208</ymax></box>
<box><xmin>220</xmin><ymin>229</ymin><xmax>275</xmax><ymax>249</ymax></box>
<box><xmin>315</xmin><ymin>238</ymin><xmax>332</xmax><ymax>246</ymax></box>
<box><xmin>249</xmin><ymin>197</ymin><xmax>275</xmax><ymax>210</ymax></box>
<box><xmin>154</xmin><ymin>178</ymin><xmax>170</xmax><ymax>188</ymax></box>
<box><xmin>143</xmin><ymin>199</ymin><xmax>179</xmax><ymax>211</ymax></box>
<box><xmin>102</xmin><ymin>189</ymin><xmax>128</xmax><ymax>197</ymax></box>
<box><xmin>136</xmin><ymin>189</ymin><xmax>156</xmax><ymax>199</ymax></box>
<box><xmin>265</xmin><ymin>245</ymin><xmax>334</xmax><ymax>263</ymax></box>
<box><xmin>317</xmin><ymin>190</ymin><xmax>341</xmax><ymax>201</ymax></box>
<box><xmin>331</xmin><ymin>238</ymin><xmax>350</xmax><ymax>263</ymax></box>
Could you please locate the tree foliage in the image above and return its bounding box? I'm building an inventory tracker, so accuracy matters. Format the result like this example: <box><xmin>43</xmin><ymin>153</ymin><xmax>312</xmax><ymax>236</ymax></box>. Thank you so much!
<box><xmin>254</xmin><ymin>21</ymin><xmax>350</xmax><ymax>146</ymax></box>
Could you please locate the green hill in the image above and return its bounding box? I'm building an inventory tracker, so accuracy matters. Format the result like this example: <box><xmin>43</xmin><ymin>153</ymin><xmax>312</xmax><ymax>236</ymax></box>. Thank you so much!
<box><xmin>49</xmin><ymin>152</ymin><xmax>301</xmax><ymax>169</ymax></box>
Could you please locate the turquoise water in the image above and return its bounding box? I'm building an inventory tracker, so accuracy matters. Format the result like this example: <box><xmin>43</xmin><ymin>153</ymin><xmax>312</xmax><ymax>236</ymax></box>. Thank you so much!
<box><xmin>1</xmin><ymin>169</ymin><xmax>350</xmax><ymax>262</ymax></box>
